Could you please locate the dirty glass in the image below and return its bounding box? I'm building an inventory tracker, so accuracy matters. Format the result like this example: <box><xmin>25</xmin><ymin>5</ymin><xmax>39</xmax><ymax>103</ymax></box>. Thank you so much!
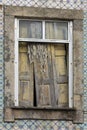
<box><xmin>19</xmin><ymin>20</ymin><xmax>42</xmax><ymax>39</ymax></box>
<box><xmin>45</xmin><ymin>22</ymin><xmax>68</xmax><ymax>40</ymax></box>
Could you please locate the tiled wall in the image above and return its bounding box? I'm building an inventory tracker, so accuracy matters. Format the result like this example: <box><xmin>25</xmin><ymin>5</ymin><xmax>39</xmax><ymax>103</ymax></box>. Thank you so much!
<box><xmin>0</xmin><ymin>5</ymin><xmax>4</xmax><ymax>123</ymax></box>
<box><xmin>0</xmin><ymin>120</ymin><xmax>85</xmax><ymax>130</ymax></box>
<box><xmin>84</xmin><ymin>11</ymin><xmax>87</xmax><ymax>112</ymax></box>
<box><xmin>0</xmin><ymin>0</ymin><xmax>86</xmax><ymax>130</ymax></box>
<box><xmin>84</xmin><ymin>10</ymin><xmax>87</xmax><ymax>130</ymax></box>
<box><xmin>3</xmin><ymin>0</ymin><xmax>86</xmax><ymax>10</ymax></box>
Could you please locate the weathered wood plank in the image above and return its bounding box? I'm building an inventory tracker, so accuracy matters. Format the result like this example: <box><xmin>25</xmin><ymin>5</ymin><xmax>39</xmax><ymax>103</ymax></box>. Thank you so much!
<box><xmin>52</xmin><ymin>44</ymin><xmax>68</xmax><ymax>107</ymax></box>
<box><xmin>38</xmin><ymin>85</ymin><xmax>51</xmax><ymax>107</ymax></box>
<box><xmin>50</xmin><ymin>44</ymin><xmax>57</xmax><ymax>107</ymax></box>
<box><xmin>34</xmin><ymin>44</ymin><xmax>53</xmax><ymax>107</ymax></box>
<box><xmin>58</xmin><ymin>84</ymin><xmax>68</xmax><ymax>107</ymax></box>
<box><xmin>19</xmin><ymin>43</ymin><xmax>34</xmax><ymax>107</ymax></box>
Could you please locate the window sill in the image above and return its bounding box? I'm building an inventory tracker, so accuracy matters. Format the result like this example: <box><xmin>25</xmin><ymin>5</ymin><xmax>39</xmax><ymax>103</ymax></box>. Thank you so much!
<box><xmin>4</xmin><ymin>107</ymin><xmax>77</xmax><ymax>122</ymax></box>
<box><xmin>11</xmin><ymin>106</ymin><xmax>76</xmax><ymax>111</ymax></box>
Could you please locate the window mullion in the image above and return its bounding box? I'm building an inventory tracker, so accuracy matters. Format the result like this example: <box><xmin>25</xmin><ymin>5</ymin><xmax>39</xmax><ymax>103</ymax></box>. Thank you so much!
<box><xmin>18</xmin><ymin>38</ymin><xmax>69</xmax><ymax>43</ymax></box>
<box><xmin>14</xmin><ymin>18</ymin><xmax>19</xmax><ymax>106</ymax></box>
<box><xmin>69</xmin><ymin>21</ymin><xmax>73</xmax><ymax>108</ymax></box>
<box><xmin>43</xmin><ymin>21</ymin><xmax>45</xmax><ymax>39</ymax></box>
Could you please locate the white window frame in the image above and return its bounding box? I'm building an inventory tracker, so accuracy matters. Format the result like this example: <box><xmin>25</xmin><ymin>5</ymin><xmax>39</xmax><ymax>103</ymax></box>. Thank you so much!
<box><xmin>14</xmin><ymin>19</ymin><xmax>73</xmax><ymax>108</ymax></box>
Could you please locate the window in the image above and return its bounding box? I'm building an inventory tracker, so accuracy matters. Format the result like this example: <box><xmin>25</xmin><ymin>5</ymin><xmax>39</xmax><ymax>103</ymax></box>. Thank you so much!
<box><xmin>4</xmin><ymin>6</ymin><xmax>83</xmax><ymax>123</ymax></box>
<box><xmin>14</xmin><ymin>20</ymin><xmax>73</xmax><ymax>108</ymax></box>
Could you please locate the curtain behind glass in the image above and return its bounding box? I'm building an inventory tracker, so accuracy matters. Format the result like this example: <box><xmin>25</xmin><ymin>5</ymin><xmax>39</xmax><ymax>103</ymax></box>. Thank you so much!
<box><xmin>45</xmin><ymin>22</ymin><xmax>68</xmax><ymax>40</ymax></box>
<box><xmin>19</xmin><ymin>20</ymin><xmax>68</xmax><ymax>40</ymax></box>
<box><xmin>19</xmin><ymin>20</ymin><xmax>42</xmax><ymax>39</ymax></box>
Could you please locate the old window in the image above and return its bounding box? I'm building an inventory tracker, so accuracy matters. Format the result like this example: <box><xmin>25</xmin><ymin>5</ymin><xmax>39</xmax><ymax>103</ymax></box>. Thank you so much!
<box><xmin>4</xmin><ymin>6</ymin><xmax>83</xmax><ymax>123</ymax></box>
<box><xmin>14</xmin><ymin>20</ymin><xmax>73</xmax><ymax>108</ymax></box>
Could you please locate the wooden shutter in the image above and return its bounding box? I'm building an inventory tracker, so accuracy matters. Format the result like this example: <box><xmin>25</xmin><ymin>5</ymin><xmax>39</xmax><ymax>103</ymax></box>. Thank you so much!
<box><xmin>19</xmin><ymin>42</ymin><xmax>34</xmax><ymax>107</ymax></box>
<box><xmin>34</xmin><ymin>44</ymin><xmax>55</xmax><ymax>107</ymax></box>
<box><xmin>19</xmin><ymin>43</ymin><xmax>68</xmax><ymax>108</ymax></box>
<box><xmin>51</xmin><ymin>44</ymin><xmax>68</xmax><ymax>108</ymax></box>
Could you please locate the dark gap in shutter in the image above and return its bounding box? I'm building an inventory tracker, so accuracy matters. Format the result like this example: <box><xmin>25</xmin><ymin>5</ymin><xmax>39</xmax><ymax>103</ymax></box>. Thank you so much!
<box><xmin>33</xmin><ymin>64</ymin><xmax>37</xmax><ymax>107</ymax></box>
<box><xmin>65</xmin><ymin>44</ymin><xmax>68</xmax><ymax>68</ymax></box>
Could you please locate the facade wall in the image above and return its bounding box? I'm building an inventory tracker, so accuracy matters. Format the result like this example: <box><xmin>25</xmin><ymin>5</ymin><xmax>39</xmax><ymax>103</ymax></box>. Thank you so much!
<box><xmin>0</xmin><ymin>0</ymin><xmax>86</xmax><ymax>129</ymax></box>
<box><xmin>84</xmin><ymin>10</ymin><xmax>87</xmax><ymax>130</ymax></box>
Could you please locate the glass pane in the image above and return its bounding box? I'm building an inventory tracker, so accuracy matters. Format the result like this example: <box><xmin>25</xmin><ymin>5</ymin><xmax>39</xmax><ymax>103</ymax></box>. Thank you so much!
<box><xmin>45</xmin><ymin>22</ymin><xmax>68</xmax><ymax>40</ymax></box>
<box><xmin>19</xmin><ymin>20</ymin><xmax>42</xmax><ymax>39</ymax></box>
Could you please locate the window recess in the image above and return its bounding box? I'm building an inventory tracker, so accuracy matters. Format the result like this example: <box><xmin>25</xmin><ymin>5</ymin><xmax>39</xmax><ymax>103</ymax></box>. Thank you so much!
<box><xmin>15</xmin><ymin>19</ymin><xmax>73</xmax><ymax>108</ymax></box>
<box><xmin>19</xmin><ymin>43</ymin><xmax>68</xmax><ymax>108</ymax></box>
<box><xmin>4</xmin><ymin>6</ymin><xmax>83</xmax><ymax>123</ymax></box>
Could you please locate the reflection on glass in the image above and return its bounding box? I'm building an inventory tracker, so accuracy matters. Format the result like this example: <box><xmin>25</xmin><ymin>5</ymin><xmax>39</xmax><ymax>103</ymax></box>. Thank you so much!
<box><xmin>45</xmin><ymin>22</ymin><xmax>68</xmax><ymax>40</ymax></box>
<box><xmin>19</xmin><ymin>20</ymin><xmax>42</xmax><ymax>39</ymax></box>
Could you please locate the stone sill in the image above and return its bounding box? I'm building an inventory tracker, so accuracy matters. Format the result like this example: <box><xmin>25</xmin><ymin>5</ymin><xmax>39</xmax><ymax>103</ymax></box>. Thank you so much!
<box><xmin>12</xmin><ymin>106</ymin><xmax>76</xmax><ymax>111</ymax></box>
<box><xmin>4</xmin><ymin>107</ymin><xmax>77</xmax><ymax>123</ymax></box>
